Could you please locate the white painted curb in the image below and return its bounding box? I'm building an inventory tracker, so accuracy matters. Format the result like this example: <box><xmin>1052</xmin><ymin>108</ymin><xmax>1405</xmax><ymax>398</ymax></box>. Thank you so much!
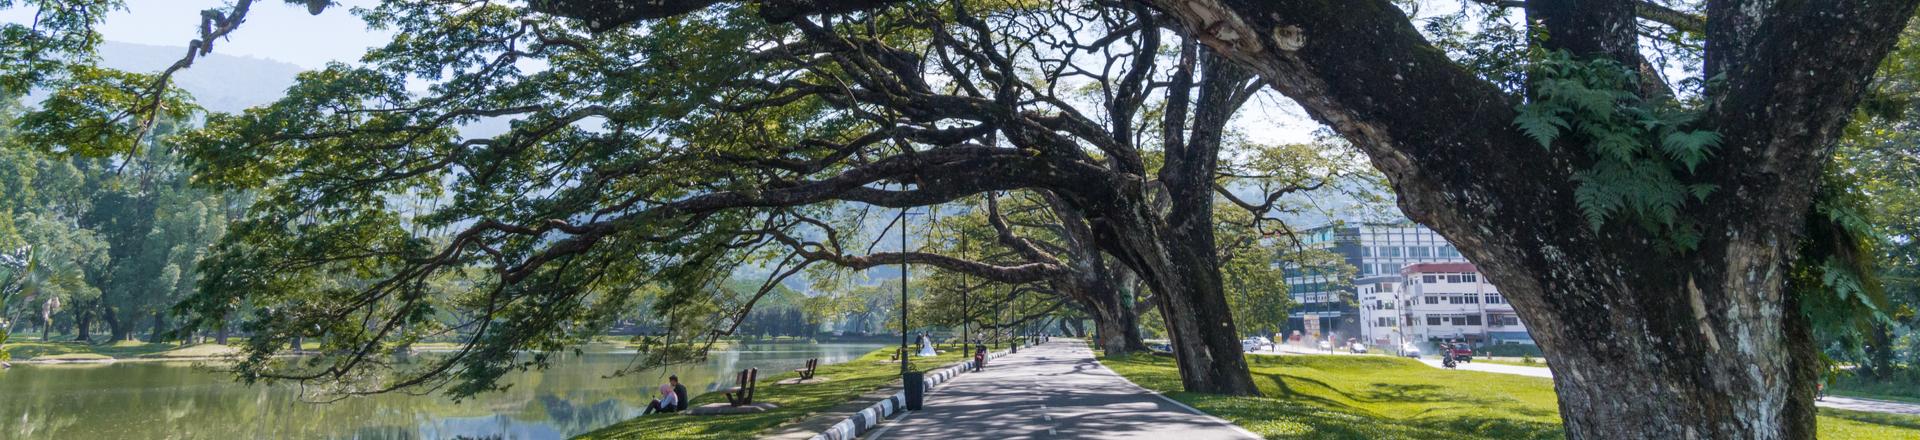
<box><xmin>805</xmin><ymin>346</ymin><xmax>1021</xmax><ymax>440</ymax></box>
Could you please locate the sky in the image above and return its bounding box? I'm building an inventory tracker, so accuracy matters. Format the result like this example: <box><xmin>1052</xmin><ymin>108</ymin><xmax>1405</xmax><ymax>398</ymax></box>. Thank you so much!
<box><xmin>0</xmin><ymin>0</ymin><xmax>391</xmax><ymax>69</ymax></box>
<box><xmin>0</xmin><ymin>0</ymin><xmax>1370</xmax><ymax>146</ymax></box>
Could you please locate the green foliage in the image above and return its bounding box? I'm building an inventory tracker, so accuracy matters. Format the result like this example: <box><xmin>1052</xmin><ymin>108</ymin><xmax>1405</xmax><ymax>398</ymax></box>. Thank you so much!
<box><xmin>1514</xmin><ymin>50</ymin><xmax>1723</xmax><ymax>251</ymax></box>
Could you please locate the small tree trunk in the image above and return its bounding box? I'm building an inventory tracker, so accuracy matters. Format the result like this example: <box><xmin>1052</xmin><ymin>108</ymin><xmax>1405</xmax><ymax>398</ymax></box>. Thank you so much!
<box><xmin>75</xmin><ymin>305</ymin><xmax>93</xmax><ymax>343</ymax></box>
<box><xmin>103</xmin><ymin>306</ymin><xmax>133</xmax><ymax>342</ymax></box>
<box><xmin>148</xmin><ymin>312</ymin><xmax>165</xmax><ymax>344</ymax></box>
<box><xmin>215</xmin><ymin>324</ymin><xmax>229</xmax><ymax>345</ymax></box>
<box><xmin>1865</xmin><ymin>322</ymin><xmax>1897</xmax><ymax>379</ymax></box>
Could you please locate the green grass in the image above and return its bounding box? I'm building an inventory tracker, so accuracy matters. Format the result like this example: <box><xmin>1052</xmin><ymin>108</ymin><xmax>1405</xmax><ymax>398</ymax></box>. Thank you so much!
<box><xmin>1101</xmin><ymin>352</ymin><xmax>1920</xmax><ymax>439</ymax></box>
<box><xmin>1473</xmin><ymin>357</ymin><xmax>1547</xmax><ymax>368</ymax></box>
<box><xmin>1831</xmin><ymin>374</ymin><xmax>1920</xmax><ymax>404</ymax></box>
<box><xmin>5</xmin><ymin>340</ymin><xmax>180</xmax><ymax>360</ymax></box>
<box><xmin>577</xmin><ymin>345</ymin><xmax>971</xmax><ymax>440</ymax></box>
<box><xmin>27</xmin><ymin>353</ymin><xmax>113</xmax><ymax>362</ymax></box>
<box><xmin>141</xmin><ymin>344</ymin><xmax>240</xmax><ymax>359</ymax></box>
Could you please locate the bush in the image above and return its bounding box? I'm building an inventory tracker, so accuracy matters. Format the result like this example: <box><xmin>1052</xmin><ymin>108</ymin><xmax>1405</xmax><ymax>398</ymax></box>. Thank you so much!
<box><xmin>1481</xmin><ymin>344</ymin><xmax>1543</xmax><ymax>357</ymax></box>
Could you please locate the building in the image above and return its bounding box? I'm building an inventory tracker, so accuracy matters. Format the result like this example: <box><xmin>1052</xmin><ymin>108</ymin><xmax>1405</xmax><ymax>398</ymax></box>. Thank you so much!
<box><xmin>1355</xmin><ymin>275</ymin><xmax>1405</xmax><ymax>346</ymax></box>
<box><xmin>1283</xmin><ymin>222</ymin><xmax>1465</xmax><ymax>343</ymax></box>
<box><xmin>1396</xmin><ymin>262</ymin><xmax>1534</xmax><ymax>345</ymax></box>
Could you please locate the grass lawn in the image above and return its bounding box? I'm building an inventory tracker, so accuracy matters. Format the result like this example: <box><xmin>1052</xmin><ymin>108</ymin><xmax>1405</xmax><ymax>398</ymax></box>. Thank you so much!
<box><xmin>1101</xmin><ymin>353</ymin><xmax>1920</xmax><ymax>439</ymax></box>
<box><xmin>141</xmin><ymin>344</ymin><xmax>240</xmax><ymax>359</ymax></box>
<box><xmin>1830</xmin><ymin>374</ymin><xmax>1920</xmax><ymax>404</ymax></box>
<box><xmin>577</xmin><ymin>345</ymin><xmax>971</xmax><ymax>440</ymax></box>
<box><xmin>1472</xmin><ymin>357</ymin><xmax>1547</xmax><ymax>368</ymax></box>
<box><xmin>5</xmin><ymin>340</ymin><xmax>180</xmax><ymax>360</ymax></box>
<box><xmin>26</xmin><ymin>353</ymin><xmax>113</xmax><ymax>361</ymax></box>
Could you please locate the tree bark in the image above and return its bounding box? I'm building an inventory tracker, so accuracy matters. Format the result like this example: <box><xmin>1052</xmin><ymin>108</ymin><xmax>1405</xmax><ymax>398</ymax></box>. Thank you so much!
<box><xmin>148</xmin><ymin>312</ymin><xmax>165</xmax><ymax>343</ymax></box>
<box><xmin>103</xmin><ymin>306</ymin><xmax>130</xmax><ymax>342</ymax></box>
<box><xmin>215</xmin><ymin>323</ymin><xmax>229</xmax><ymax>345</ymax></box>
<box><xmin>74</xmin><ymin>303</ymin><xmax>92</xmax><ymax>343</ymax></box>
<box><xmin>1132</xmin><ymin>0</ymin><xmax>1919</xmax><ymax>436</ymax></box>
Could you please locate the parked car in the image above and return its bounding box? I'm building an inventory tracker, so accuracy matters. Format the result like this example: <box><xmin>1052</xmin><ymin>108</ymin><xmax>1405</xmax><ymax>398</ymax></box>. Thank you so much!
<box><xmin>1349</xmin><ymin>342</ymin><xmax>1367</xmax><ymax>354</ymax></box>
<box><xmin>1242</xmin><ymin>336</ymin><xmax>1272</xmax><ymax>352</ymax></box>
<box><xmin>1400</xmin><ymin>343</ymin><xmax>1422</xmax><ymax>358</ymax></box>
<box><xmin>1316</xmin><ymin>340</ymin><xmax>1332</xmax><ymax>351</ymax></box>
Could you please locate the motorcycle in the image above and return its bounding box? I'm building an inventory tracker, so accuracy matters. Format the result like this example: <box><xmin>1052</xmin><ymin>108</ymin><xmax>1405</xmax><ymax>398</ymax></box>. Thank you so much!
<box><xmin>1442</xmin><ymin>354</ymin><xmax>1458</xmax><ymax>369</ymax></box>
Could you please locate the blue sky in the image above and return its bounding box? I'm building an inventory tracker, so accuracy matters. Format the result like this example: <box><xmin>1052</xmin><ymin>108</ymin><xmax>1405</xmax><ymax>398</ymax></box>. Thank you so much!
<box><xmin>1</xmin><ymin>0</ymin><xmax>1343</xmax><ymax>145</ymax></box>
<box><xmin>2</xmin><ymin>0</ymin><xmax>389</xmax><ymax>69</ymax></box>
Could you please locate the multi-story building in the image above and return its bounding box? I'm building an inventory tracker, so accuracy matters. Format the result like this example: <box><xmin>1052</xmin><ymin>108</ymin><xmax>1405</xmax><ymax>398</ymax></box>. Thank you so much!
<box><xmin>1283</xmin><ymin>222</ymin><xmax>1464</xmax><ymax>344</ymax></box>
<box><xmin>1355</xmin><ymin>275</ymin><xmax>1405</xmax><ymax>346</ymax></box>
<box><xmin>1396</xmin><ymin>262</ymin><xmax>1534</xmax><ymax>345</ymax></box>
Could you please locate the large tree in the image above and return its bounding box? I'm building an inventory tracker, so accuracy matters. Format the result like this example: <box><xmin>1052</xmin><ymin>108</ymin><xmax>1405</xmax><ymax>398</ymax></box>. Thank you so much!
<box><xmin>526</xmin><ymin>0</ymin><xmax>1920</xmax><ymax>438</ymax></box>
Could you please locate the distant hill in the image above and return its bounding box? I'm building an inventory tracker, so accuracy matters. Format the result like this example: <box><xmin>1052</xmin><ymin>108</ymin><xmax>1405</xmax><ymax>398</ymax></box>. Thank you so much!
<box><xmin>93</xmin><ymin>41</ymin><xmax>306</xmax><ymax>114</ymax></box>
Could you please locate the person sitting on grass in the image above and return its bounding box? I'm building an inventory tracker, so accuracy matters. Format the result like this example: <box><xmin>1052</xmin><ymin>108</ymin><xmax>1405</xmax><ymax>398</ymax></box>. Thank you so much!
<box><xmin>644</xmin><ymin>383</ymin><xmax>679</xmax><ymax>415</ymax></box>
<box><xmin>669</xmin><ymin>375</ymin><xmax>689</xmax><ymax>411</ymax></box>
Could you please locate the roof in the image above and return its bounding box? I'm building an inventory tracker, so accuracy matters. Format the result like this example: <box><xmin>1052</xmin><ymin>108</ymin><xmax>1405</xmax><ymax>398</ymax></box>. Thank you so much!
<box><xmin>1401</xmin><ymin>262</ymin><xmax>1477</xmax><ymax>274</ymax></box>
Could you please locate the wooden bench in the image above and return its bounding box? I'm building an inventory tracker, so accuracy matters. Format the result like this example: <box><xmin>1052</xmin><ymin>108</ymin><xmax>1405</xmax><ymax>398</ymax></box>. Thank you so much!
<box><xmin>793</xmin><ymin>358</ymin><xmax>819</xmax><ymax>380</ymax></box>
<box><xmin>725</xmin><ymin>368</ymin><xmax>758</xmax><ymax>406</ymax></box>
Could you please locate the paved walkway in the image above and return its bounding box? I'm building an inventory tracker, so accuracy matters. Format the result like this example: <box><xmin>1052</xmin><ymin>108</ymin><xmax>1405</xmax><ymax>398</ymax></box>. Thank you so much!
<box><xmin>866</xmin><ymin>339</ymin><xmax>1258</xmax><ymax>440</ymax></box>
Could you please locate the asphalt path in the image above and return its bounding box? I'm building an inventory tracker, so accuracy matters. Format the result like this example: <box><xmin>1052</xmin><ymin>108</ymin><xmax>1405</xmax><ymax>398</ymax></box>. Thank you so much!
<box><xmin>866</xmin><ymin>339</ymin><xmax>1259</xmax><ymax>440</ymax></box>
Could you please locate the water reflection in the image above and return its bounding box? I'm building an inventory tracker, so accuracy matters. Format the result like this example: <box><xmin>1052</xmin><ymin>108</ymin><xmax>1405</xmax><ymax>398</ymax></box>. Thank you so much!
<box><xmin>0</xmin><ymin>342</ymin><xmax>885</xmax><ymax>439</ymax></box>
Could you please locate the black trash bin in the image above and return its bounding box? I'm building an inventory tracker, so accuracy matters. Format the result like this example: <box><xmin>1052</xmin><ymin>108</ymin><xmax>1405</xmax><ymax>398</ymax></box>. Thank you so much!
<box><xmin>903</xmin><ymin>371</ymin><xmax>925</xmax><ymax>410</ymax></box>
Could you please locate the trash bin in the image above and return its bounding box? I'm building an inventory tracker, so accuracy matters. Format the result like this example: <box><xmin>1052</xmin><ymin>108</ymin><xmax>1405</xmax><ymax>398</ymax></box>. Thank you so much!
<box><xmin>903</xmin><ymin>371</ymin><xmax>925</xmax><ymax>410</ymax></box>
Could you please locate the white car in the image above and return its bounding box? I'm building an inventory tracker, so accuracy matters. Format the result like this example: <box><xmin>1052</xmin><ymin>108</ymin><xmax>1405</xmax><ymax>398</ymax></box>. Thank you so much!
<box><xmin>1349</xmin><ymin>342</ymin><xmax>1368</xmax><ymax>353</ymax></box>
<box><xmin>1317</xmin><ymin>340</ymin><xmax>1332</xmax><ymax>350</ymax></box>
<box><xmin>1401</xmin><ymin>343</ymin><xmax>1422</xmax><ymax>358</ymax></box>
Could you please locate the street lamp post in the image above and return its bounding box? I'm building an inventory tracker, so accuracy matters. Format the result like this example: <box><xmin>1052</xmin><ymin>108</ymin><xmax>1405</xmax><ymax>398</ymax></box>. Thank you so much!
<box><xmin>899</xmin><ymin>208</ymin><xmax>910</xmax><ymax>376</ymax></box>
<box><xmin>960</xmin><ymin>235</ymin><xmax>969</xmax><ymax>359</ymax></box>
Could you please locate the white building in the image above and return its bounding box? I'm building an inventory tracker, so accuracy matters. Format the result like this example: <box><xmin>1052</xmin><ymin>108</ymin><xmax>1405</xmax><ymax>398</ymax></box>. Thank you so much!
<box><xmin>1285</xmin><ymin>222</ymin><xmax>1465</xmax><ymax>342</ymax></box>
<box><xmin>1396</xmin><ymin>262</ymin><xmax>1534</xmax><ymax>345</ymax></box>
<box><xmin>1355</xmin><ymin>275</ymin><xmax>1405</xmax><ymax>346</ymax></box>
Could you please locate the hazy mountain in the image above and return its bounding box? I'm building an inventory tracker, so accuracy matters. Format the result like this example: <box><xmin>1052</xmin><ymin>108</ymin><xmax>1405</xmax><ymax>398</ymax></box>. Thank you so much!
<box><xmin>93</xmin><ymin>41</ymin><xmax>306</xmax><ymax>114</ymax></box>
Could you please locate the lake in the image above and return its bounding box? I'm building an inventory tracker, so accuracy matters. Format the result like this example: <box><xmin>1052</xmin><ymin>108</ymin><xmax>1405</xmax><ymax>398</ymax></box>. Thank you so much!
<box><xmin>0</xmin><ymin>342</ymin><xmax>887</xmax><ymax>439</ymax></box>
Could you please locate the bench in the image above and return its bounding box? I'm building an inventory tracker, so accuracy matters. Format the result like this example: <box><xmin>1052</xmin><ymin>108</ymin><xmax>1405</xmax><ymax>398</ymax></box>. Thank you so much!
<box><xmin>793</xmin><ymin>358</ymin><xmax>819</xmax><ymax>380</ymax></box>
<box><xmin>725</xmin><ymin>368</ymin><xmax>758</xmax><ymax>406</ymax></box>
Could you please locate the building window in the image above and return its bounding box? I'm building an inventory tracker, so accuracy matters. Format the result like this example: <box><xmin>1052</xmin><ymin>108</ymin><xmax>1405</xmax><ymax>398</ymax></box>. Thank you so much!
<box><xmin>1446</xmin><ymin>274</ymin><xmax>1462</xmax><ymax>283</ymax></box>
<box><xmin>1463</xmin><ymin>273</ymin><xmax>1479</xmax><ymax>283</ymax></box>
<box><xmin>1409</xmin><ymin>246</ymin><xmax>1431</xmax><ymax>257</ymax></box>
<box><xmin>1424</xmin><ymin>296</ymin><xmax>1440</xmax><ymax>305</ymax></box>
<box><xmin>1466</xmin><ymin>315</ymin><xmax>1483</xmax><ymax>326</ymax></box>
<box><xmin>1426</xmin><ymin>315</ymin><xmax>1442</xmax><ymax>326</ymax></box>
<box><xmin>1422</xmin><ymin>275</ymin><xmax>1437</xmax><ymax>283</ymax></box>
<box><xmin>1360</xmin><ymin>247</ymin><xmax>1372</xmax><ymax>257</ymax></box>
<box><xmin>1382</xmin><ymin>283</ymin><xmax>1394</xmax><ymax>293</ymax></box>
<box><xmin>1465</xmin><ymin>295</ymin><xmax>1479</xmax><ymax>304</ymax></box>
<box><xmin>1384</xmin><ymin>247</ymin><xmax>1403</xmax><ymax>257</ymax></box>
<box><xmin>1486</xmin><ymin>294</ymin><xmax>1502</xmax><ymax>304</ymax></box>
<box><xmin>1495</xmin><ymin>315</ymin><xmax>1520</xmax><ymax>326</ymax></box>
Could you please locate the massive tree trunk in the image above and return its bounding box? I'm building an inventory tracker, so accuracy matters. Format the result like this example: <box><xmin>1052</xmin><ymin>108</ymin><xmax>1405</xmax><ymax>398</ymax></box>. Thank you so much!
<box><xmin>148</xmin><ymin>312</ymin><xmax>166</xmax><ymax>344</ymax></box>
<box><xmin>74</xmin><ymin>302</ymin><xmax>93</xmax><ymax>343</ymax></box>
<box><xmin>103</xmin><ymin>306</ymin><xmax>131</xmax><ymax>342</ymax></box>
<box><xmin>1081</xmin><ymin>48</ymin><xmax>1263</xmax><ymax>396</ymax></box>
<box><xmin>1133</xmin><ymin>0</ymin><xmax>1919</xmax><ymax>436</ymax></box>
